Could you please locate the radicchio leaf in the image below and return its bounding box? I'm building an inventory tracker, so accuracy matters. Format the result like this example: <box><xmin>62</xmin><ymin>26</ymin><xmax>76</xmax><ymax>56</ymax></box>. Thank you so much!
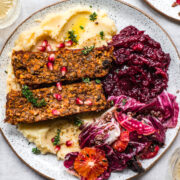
<box><xmin>109</xmin><ymin>91</ymin><xmax>179</xmax><ymax>129</ymax></box>
<box><xmin>154</xmin><ymin>91</ymin><xmax>179</xmax><ymax>128</ymax></box>
<box><xmin>148</xmin><ymin>116</ymin><xmax>165</xmax><ymax>145</ymax></box>
<box><xmin>79</xmin><ymin>108</ymin><xmax>120</xmax><ymax>149</ymax></box>
<box><xmin>97</xmin><ymin>144</ymin><xmax>126</xmax><ymax>171</ymax></box>
<box><xmin>108</xmin><ymin>95</ymin><xmax>144</xmax><ymax>112</ymax></box>
<box><xmin>64</xmin><ymin>152</ymin><xmax>79</xmax><ymax>170</ymax></box>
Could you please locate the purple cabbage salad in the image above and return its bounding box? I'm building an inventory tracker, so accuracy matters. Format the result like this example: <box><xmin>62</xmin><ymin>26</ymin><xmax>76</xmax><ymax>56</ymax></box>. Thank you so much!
<box><xmin>64</xmin><ymin>91</ymin><xmax>179</xmax><ymax>179</ymax></box>
<box><xmin>79</xmin><ymin>107</ymin><xmax>120</xmax><ymax>149</ymax></box>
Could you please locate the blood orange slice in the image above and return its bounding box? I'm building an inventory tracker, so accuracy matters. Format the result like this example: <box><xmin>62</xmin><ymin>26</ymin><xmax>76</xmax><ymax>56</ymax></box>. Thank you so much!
<box><xmin>74</xmin><ymin>147</ymin><xmax>108</xmax><ymax>180</ymax></box>
<box><xmin>113</xmin><ymin>131</ymin><xmax>129</xmax><ymax>152</ymax></box>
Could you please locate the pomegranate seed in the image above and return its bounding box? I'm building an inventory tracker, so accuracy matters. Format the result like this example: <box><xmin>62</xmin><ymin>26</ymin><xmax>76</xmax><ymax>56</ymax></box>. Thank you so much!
<box><xmin>84</xmin><ymin>99</ymin><xmax>93</xmax><ymax>106</ymax></box>
<box><xmin>37</xmin><ymin>46</ymin><xmax>46</xmax><ymax>52</ymax></box>
<box><xmin>54</xmin><ymin>145</ymin><xmax>61</xmax><ymax>152</ymax></box>
<box><xmin>56</xmin><ymin>82</ymin><xmax>62</xmax><ymax>91</ymax></box>
<box><xmin>53</xmin><ymin>93</ymin><xmax>62</xmax><ymax>101</ymax></box>
<box><xmin>60</xmin><ymin>66</ymin><xmax>67</xmax><ymax>76</ymax></box>
<box><xmin>51</xmin><ymin>138</ymin><xmax>55</xmax><ymax>143</ymax></box>
<box><xmin>65</xmin><ymin>40</ymin><xmax>73</xmax><ymax>47</ymax></box>
<box><xmin>47</xmin><ymin>62</ymin><xmax>53</xmax><ymax>71</ymax></box>
<box><xmin>52</xmin><ymin>109</ymin><xmax>60</xmax><ymax>116</ymax></box>
<box><xmin>76</xmin><ymin>98</ymin><xmax>83</xmax><ymax>105</ymax></box>
<box><xmin>66</xmin><ymin>140</ymin><xmax>73</xmax><ymax>147</ymax></box>
<box><xmin>46</xmin><ymin>44</ymin><xmax>52</xmax><ymax>51</ymax></box>
<box><xmin>42</xmin><ymin>40</ymin><xmax>48</xmax><ymax>47</ymax></box>
<box><xmin>48</xmin><ymin>54</ymin><xmax>55</xmax><ymax>62</ymax></box>
<box><xmin>57</xmin><ymin>42</ymin><xmax>65</xmax><ymax>49</ymax></box>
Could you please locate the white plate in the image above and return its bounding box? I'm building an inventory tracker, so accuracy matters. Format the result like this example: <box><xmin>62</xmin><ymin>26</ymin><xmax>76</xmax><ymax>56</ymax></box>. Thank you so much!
<box><xmin>144</xmin><ymin>0</ymin><xmax>180</xmax><ymax>22</ymax></box>
<box><xmin>0</xmin><ymin>0</ymin><xmax>180</xmax><ymax>179</ymax></box>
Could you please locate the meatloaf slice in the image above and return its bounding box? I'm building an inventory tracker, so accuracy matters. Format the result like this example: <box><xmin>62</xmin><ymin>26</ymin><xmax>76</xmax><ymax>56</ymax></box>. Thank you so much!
<box><xmin>12</xmin><ymin>46</ymin><xmax>113</xmax><ymax>86</ymax></box>
<box><xmin>5</xmin><ymin>81</ymin><xmax>107</xmax><ymax>125</ymax></box>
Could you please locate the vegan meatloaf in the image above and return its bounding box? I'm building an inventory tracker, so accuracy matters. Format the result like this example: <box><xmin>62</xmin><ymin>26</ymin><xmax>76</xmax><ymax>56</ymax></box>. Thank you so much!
<box><xmin>12</xmin><ymin>46</ymin><xmax>114</xmax><ymax>86</ymax></box>
<box><xmin>5</xmin><ymin>81</ymin><xmax>107</xmax><ymax>125</ymax></box>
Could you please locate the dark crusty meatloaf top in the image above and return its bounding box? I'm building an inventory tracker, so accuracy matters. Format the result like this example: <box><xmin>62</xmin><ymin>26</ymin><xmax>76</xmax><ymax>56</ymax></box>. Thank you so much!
<box><xmin>5</xmin><ymin>81</ymin><xmax>107</xmax><ymax>125</ymax></box>
<box><xmin>12</xmin><ymin>47</ymin><xmax>114</xmax><ymax>86</ymax></box>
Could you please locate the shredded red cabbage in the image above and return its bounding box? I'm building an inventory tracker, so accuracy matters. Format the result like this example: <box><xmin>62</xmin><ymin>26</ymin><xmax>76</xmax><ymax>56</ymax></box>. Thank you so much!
<box><xmin>103</xmin><ymin>26</ymin><xmax>170</xmax><ymax>103</ymax></box>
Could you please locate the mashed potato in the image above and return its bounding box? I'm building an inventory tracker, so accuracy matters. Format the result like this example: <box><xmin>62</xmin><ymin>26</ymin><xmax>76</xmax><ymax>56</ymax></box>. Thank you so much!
<box><xmin>14</xmin><ymin>6</ymin><xmax>117</xmax><ymax>51</ymax></box>
<box><xmin>18</xmin><ymin>112</ymin><xmax>101</xmax><ymax>159</ymax></box>
<box><xmin>10</xmin><ymin>6</ymin><xmax>117</xmax><ymax>160</ymax></box>
<box><xmin>18</xmin><ymin>119</ymin><xmax>80</xmax><ymax>159</ymax></box>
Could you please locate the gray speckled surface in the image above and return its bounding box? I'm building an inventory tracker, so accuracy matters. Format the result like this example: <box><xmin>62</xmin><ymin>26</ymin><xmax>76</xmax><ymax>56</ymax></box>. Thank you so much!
<box><xmin>0</xmin><ymin>0</ymin><xmax>180</xmax><ymax>180</ymax></box>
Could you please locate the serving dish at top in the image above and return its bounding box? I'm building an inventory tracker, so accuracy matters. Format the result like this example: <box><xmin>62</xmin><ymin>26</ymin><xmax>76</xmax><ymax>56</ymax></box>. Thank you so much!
<box><xmin>0</xmin><ymin>0</ymin><xmax>180</xmax><ymax>179</ymax></box>
<box><xmin>144</xmin><ymin>0</ymin><xmax>180</xmax><ymax>22</ymax></box>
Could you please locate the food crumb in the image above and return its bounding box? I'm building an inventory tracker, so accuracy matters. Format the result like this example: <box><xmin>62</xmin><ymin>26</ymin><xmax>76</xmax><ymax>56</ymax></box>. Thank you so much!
<box><xmin>95</xmin><ymin>21</ymin><xmax>99</xmax><ymax>25</ymax></box>
<box><xmin>172</xmin><ymin>2</ymin><xmax>178</xmax><ymax>7</ymax></box>
<box><xmin>34</xmin><ymin>18</ymin><xmax>41</xmax><ymax>23</ymax></box>
<box><xmin>176</xmin><ymin>90</ymin><xmax>180</xmax><ymax>94</ymax></box>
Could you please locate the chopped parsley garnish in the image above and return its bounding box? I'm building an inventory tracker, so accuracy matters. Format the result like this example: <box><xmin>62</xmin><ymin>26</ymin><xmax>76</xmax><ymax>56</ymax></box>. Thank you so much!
<box><xmin>89</xmin><ymin>5</ymin><xmax>92</xmax><ymax>8</ymax></box>
<box><xmin>82</xmin><ymin>77</ymin><xmax>90</xmax><ymax>83</ymax></box>
<box><xmin>53</xmin><ymin>129</ymin><xmax>60</xmax><ymax>146</ymax></box>
<box><xmin>68</xmin><ymin>30</ymin><xmax>78</xmax><ymax>44</ymax></box>
<box><xmin>110</xmin><ymin>100</ymin><xmax>114</xmax><ymax>106</ymax></box>
<box><xmin>80</xmin><ymin>25</ymin><xmax>84</xmax><ymax>30</ymax></box>
<box><xmin>32</xmin><ymin>147</ymin><xmax>41</xmax><ymax>155</ymax></box>
<box><xmin>22</xmin><ymin>85</ymin><xmax>46</xmax><ymax>107</ymax></box>
<box><xmin>4</xmin><ymin>70</ymin><xmax>8</xmax><ymax>74</ymax></box>
<box><xmin>82</xmin><ymin>45</ymin><xmax>95</xmax><ymax>55</ymax></box>
<box><xmin>89</xmin><ymin>12</ymin><xmax>97</xmax><ymax>21</ymax></box>
<box><xmin>100</xmin><ymin>31</ymin><xmax>104</xmax><ymax>40</ymax></box>
<box><xmin>95</xmin><ymin>79</ymin><xmax>101</xmax><ymax>84</ymax></box>
<box><xmin>115</xmin><ymin>69</ymin><xmax>119</xmax><ymax>73</ymax></box>
<box><xmin>74</xmin><ymin>117</ymin><xmax>83</xmax><ymax>127</ymax></box>
<box><xmin>122</xmin><ymin>99</ymin><xmax>127</xmax><ymax>106</ymax></box>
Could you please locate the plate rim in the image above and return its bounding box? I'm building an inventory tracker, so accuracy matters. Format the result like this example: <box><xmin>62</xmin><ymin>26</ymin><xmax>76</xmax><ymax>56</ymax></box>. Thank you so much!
<box><xmin>144</xmin><ymin>0</ymin><xmax>180</xmax><ymax>22</ymax></box>
<box><xmin>0</xmin><ymin>0</ymin><xmax>180</xmax><ymax>179</ymax></box>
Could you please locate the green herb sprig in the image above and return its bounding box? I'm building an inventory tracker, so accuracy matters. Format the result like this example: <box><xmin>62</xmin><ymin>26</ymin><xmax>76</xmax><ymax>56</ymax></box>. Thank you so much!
<box><xmin>53</xmin><ymin>129</ymin><xmax>60</xmax><ymax>146</ymax></box>
<box><xmin>95</xmin><ymin>79</ymin><xmax>101</xmax><ymax>84</ymax></box>
<box><xmin>100</xmin><ymin>31</ymin><xmax>104</xmax><ymax>40</ymax></box>
<box><xmin>80</xmin><ymin>26</ymin><xmax>84</xmax><ymax>30</ymax></box>
<box><xmin>32</xmin><ymin>147</ymin><xmax>41</xmax><ymax>155</ymax></box>
<box><xmin>82</xmin><ymin>77</ymin><xmax>90</xmax><ymax>84</ymax></box>
<box><xmin>122</xmin><ymin>99</ymin><xmax>127</xmax><ymax>106</ymax></box>
<box><xmin>82</xmin><ymin>45</ymin><xmax>95</xmax><ymax>55</ymax></box>
<box><xmin>22</xmin><ymin>85</ymin><xmax>46</xmax><ymax>108</ymax></box>
<box><xmin>89</xmin><ymin>12</ymin><xmax>97</xmax><ymax>21</ymax></box>
<box><xmin>68</xmin><ymin>30</ymin><xmax>78</xmax><ymax>44</ymax></box>
<box><xmin>74</xmin><ymin>117</ymin><xmax>83</xmax><ymax>127</ymax></box>
<box><xmin>110</xmin><ymin>100</ymin><xmax>114</xmax><ymax>106</ymax></box>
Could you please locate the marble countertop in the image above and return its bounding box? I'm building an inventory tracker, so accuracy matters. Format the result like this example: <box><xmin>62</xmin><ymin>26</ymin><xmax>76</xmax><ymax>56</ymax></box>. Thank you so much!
<box><xmin>0</xmin><ymin>0</ymin><xmax>180</xmax><ymax>180</ymax></box>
